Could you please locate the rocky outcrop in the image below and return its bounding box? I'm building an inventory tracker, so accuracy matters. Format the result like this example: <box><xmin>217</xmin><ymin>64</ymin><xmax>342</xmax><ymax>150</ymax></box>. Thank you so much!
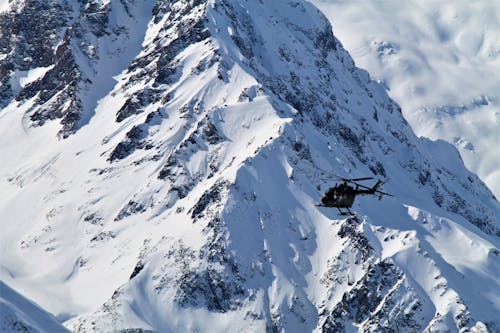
<box><xmin>1</xmin><ymin>1</ymin><xmax>498</xmax><ymax>332</ymax></box>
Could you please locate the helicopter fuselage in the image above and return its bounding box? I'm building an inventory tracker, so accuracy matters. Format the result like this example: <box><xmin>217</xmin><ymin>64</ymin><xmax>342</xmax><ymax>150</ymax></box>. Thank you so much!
<box><xmin>320</xmin><ymin>180</ymin><xmax>384</xmax><ymax>210</ymax></box>
<box><xmin>321</xmin><ymin>185</ymin><xmax>356</xmax><ymax>208</ymax></box>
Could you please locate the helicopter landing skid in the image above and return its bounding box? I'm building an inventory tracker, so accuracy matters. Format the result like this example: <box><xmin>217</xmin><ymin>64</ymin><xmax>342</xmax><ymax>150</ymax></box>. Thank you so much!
<box><xmin>337</xmin><ymin>208</ymin><xmax>355</xmax><ymax>216</ymax></box>
<box><xmin>316</xmin><ymin>205</ymin><xmax>355</xmax><ymax>216</ymax></box>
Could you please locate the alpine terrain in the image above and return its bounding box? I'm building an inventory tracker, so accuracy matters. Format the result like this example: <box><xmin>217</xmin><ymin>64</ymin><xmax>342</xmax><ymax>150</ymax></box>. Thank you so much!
<box><xmin>311</xmin><ymin>0</ymin><xmax>500</xmax><ymax>198</ymax></box>
<box><xmin>0</xmin><ymin>0</ymin><xmax>498</xmax><ymax>332</ymax></box>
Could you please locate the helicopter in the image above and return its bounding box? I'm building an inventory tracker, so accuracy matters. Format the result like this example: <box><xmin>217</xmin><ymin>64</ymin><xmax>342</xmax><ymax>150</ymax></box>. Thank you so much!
<box><xmin>318</xmin><ymin>177</ymin><xmax>393</xmax><ymax>216</ymax></box>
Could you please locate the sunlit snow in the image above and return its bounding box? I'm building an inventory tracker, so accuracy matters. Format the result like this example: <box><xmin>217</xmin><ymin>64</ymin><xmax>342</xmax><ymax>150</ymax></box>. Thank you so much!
<box><xmin>312</xmin><ymin>0</ymin><xmax>500</xmax><ymax>197</ymax></box>
<box><xmin>0</xmin><ymin>0</ymin><xmax>498</xmax><ymax>332</ymax></box>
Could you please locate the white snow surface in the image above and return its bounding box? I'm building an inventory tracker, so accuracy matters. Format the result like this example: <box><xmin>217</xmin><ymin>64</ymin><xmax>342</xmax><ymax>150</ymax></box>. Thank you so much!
<box><xmin>0</xmin><ymin>0</ymin><xmax>8</xmax><ymax>13</ymax></box>
<box><xmin>311</xmin><ymin>0</ymin><xmax>500</xmax><ymax>198</ymax></box>
<box><xmin>0</xmin><ymin>281</ymin><xmax>69</xmax><ymax>332</ymax></box>
<box><xmin>0</xmin><ymin>0</ymin><xmax>498</xmax><ymax>332</ymax></box>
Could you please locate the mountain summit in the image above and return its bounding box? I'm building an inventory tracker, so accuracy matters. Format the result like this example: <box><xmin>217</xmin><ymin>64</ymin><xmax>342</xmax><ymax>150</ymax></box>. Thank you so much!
<box><xmin>0</xmin><ymin>0</ymin><xmax>498</xmax><ymax>332</ymax></box>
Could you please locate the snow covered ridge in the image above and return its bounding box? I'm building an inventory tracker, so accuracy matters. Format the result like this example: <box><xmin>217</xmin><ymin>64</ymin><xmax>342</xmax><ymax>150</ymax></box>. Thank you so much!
<box><xmin>310</xmin><ymin>0</ymin><xmax>500</xmax><ymax>198</ymax></box>
<box><xmin>0</xmin><ymin>281</ymin><xmax>69</xmax><ymax>333</ymax></box>
<box><xmin>0</xmin><ymin>0</ymin><xmax>498</xmax><ymax>332</ymax></box>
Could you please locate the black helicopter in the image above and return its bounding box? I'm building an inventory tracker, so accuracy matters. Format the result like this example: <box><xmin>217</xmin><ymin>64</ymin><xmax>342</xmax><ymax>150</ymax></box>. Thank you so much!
<box><xmin>318</xmin><ymin>177</ymin><xmax>392</xmax><ymax>215</ymax></box>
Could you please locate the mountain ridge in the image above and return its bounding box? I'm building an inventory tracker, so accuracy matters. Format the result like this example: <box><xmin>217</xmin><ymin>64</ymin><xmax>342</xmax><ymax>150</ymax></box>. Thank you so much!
<box><xmin>0</xmin><ymin>281</ymin><xmax>69</xmax><ymax>333</ymax></box>
<box><xmin>311</xmin><ymin>0</ymin><xmax>500</xmax><ymax>198</ymax></box>
<box><xmin>0</xmin><ymin>0</ymin><xmax>498</xmax><ymax>332</ymax></box>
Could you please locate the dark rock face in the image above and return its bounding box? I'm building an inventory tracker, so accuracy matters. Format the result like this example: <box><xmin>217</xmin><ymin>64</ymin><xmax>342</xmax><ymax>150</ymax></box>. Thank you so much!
<box><xmin>122</xmin><ymin>0</ymin><xmax>211</xmax><ymax>100</ymax></box>
<box><xmin>116</xmin><ymin>88</ymin><xmax>160</xmax><ymax>122</ymax></box>
<box><xmin>150</xmin><ymin>236</ymin><xmax>245</xmax><ymax>313</ymax></box>
<box><xmin>129</xmin><ymin>261</ymin><xmax>144</xmax><ymax>280</ymax></box>
<box><xmin>172</xmin><ymin>257</ymin><xmax>245</xmax><ymax>312</ymax></box>
<box><xmin>322</xmin><ymin>260</ymin><xmax>424</xmax><ymax>333</ymax></box>
<box><xmin>0</xmin><ymin>0</ymin><xmax>69</xmax><ymax>107</ymax></box>
<box><xmin>114</xmin><ymin>200</ymin><xmax>146</xmax><ymax>221</ymax></box>
<box><xmin>0</xmin><ymin>1</ymin><xmax>67</xmax><ymax>69</ymax></box>
<box><xmin>109</xmin><ymin>125</ymin><xmax>148</xmax><ymax>162</ymax></box>
<box><xmin>20</xmin><ymin>36</ymin><xmax>81</xmax><ymax>138</ymax></box>
<box><xmin>203</xmin><ymin>121</ymin><xmax>223</xmax><ymax>145</ymax></box>
<box><xmin>320</xmin><ymin>218</ymin><xmax>427</xmax><ymax>332</ymax></box>
<box><xmin>0</xmin><ymin>0</ymin><xmax>83</xmax><ymax>137</ymax></box>
<box><xmin>2</xmin><ymin>1</ymin><xmax>497</xmax><ymax>332</ymax></box>
<box><xmin>1</xmin><ymin>0</ymin><xmax>160</xmax><ymax>138</ymax></box>
<box><xmin>191</xmin><ymin>183</ymin><xmax>225</xmax><ymax>219</ymax></box>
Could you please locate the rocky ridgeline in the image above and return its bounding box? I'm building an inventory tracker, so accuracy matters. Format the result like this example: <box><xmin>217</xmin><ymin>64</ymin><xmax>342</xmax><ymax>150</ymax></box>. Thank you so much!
<box><xmin>0</xmin><ymin>0</ymin><xmax>498</xmax><ymax>332</ymax></box>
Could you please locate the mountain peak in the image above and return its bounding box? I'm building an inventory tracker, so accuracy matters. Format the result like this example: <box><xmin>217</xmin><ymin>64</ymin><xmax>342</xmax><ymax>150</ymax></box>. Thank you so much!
<box><xmin>0</xmin><ymin>0</ymin><xmax>498</xmax><ymax>332</ymax></box>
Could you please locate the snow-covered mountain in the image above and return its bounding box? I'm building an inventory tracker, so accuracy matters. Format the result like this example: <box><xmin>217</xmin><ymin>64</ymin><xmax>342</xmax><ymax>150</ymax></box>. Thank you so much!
<box><xmin>311</xmin><ymin>0</ymin><xmax>500</xmax><ymax>198</ymax></box>
<box><xmin>0</xmin><ymin>0</ymin><xmax>498</xmax><ymax>332</ymax></box>
<box><xmin>0</xmin><ymin>281</ymin><xmax>69</xmax><ymax>333</ymax></box>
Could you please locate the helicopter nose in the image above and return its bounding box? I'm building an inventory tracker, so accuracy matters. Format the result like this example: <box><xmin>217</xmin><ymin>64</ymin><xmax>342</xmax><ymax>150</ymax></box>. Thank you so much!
<box><xmin>321</xmin><ymin>196</ymin><xmax>328</xmax><ymax>205</ymax></box>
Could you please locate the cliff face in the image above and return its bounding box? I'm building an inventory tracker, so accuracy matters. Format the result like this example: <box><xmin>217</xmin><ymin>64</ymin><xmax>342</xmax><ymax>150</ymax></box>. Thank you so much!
<box><xmin>0</xmin><ymin>1</ymin><xmax>498</xmax><ymax>332</ymax></box>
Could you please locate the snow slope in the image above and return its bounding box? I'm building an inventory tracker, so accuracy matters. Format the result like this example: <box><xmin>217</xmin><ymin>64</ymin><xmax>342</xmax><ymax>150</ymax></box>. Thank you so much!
<box><xmin>0</xmin><ymin>0</ymin><xmax>499</xmax><ymax>332</ymax></box>
<box><xmin>311</xmin><ymin>0</ymin><xmax>500</xmax><ymax>198</ymax></box>
<box><xmin>0</xmin><ymin>0</ymin><xmax>9</xmax><ymax>14</ymax></box>
<box><xmin>0</xmin><ymin>281</ymin><xmax>69</xmax><ymax>333</ymax></box>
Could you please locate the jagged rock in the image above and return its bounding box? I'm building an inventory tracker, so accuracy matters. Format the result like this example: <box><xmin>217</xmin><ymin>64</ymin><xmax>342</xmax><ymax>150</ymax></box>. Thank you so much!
<box><xmin>129</xmin><ymin>262</ymin><xmax>144</xmax><ymax>280</ymax></box>
<box><xmin>191</xmin><ymin>181</ymin><xmax>227</xmax><ymax>219</ymax></box>
<box><xmin>109</xmin><ymin>125</ymin><xmax>147</xmax><ymax>162</ymax></box>
<box><xmin>0</xmin><ymin>0</ymin><xmax>498</xmax><ymax>332</ymax></box>
<box><xmin>114</xmin><ymin>200</ymin><xmax>146</xmax><ymax>221</ymax></box>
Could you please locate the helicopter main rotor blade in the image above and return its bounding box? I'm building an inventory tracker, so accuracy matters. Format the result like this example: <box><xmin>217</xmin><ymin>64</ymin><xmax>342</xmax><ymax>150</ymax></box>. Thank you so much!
<box><xmin>302</xmin><ymin>160</ymin><xmax>339</xmax><ymax>178</ymax></box>
<box><xmin>350</xmin><ymin>182</ymin><xmax>373</xmax><ymax>190</ymax></box>
<box><xmin>352</xmin><ymin>180</ymin><xmax>394</xmax><ymax>197</ymax></box>
<box><xmin>342</xmin><ymin>177</ymin><xmax>374</xmax><ymax>182</ymax></box>
<box><xmin>375</xmin><ymin>190</ymin><xmax>394</xmax><ymax>197</ymax></box>
<box><xmin>301</xmin><ymin>160</ymin><xmax>380</xmax><ymax>186</ymax></box>
<box><xmin>374</xmin><ymin>179</ymin><xmax>393</xmax><ymax>196</ymax></box>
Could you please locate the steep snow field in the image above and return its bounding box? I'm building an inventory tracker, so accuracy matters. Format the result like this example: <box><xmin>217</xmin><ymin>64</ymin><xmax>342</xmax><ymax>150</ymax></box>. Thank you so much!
<box><xmin>0</xmin><ymin>0</ymin><xmax>498</xmax><ymax>332</ymax></box>
<box><xmin>0</xmin><ymin>281</ymin><xmax>69</xmax><ymax>332</ymax></box>
<box><xmin>311</xmin><ymin>0</ymin><xmax>500</xmax><ymax>197</ymax></box>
